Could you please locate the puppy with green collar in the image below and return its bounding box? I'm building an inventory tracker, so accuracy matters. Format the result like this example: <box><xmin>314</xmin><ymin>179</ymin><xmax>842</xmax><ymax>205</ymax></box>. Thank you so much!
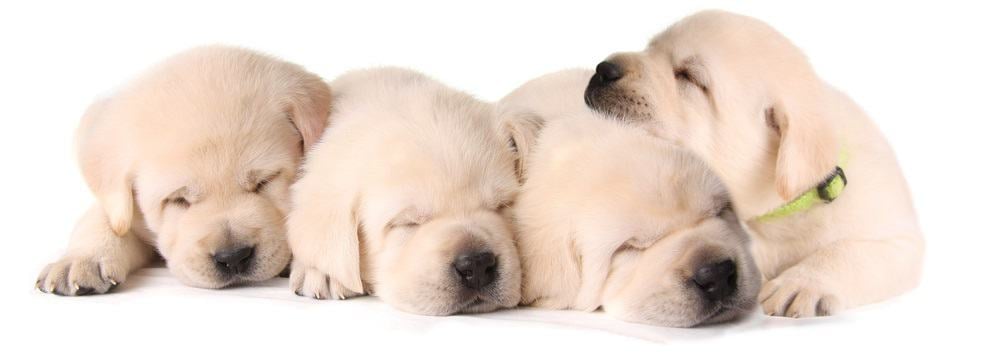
<box><xmin>585</xmin><ymin>10</ymin><xmax>924</xmax><ymax>317</ymax></box>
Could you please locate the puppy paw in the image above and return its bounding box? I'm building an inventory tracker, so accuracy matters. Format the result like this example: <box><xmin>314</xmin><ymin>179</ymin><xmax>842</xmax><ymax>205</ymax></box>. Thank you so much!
<box><xmin>760</xmin><ymin>275</ymin><xmax>841</xmax><ymax>317</ymax></box>
<box><xmin>289</xmin><ymin>264</ymin><xmax>361</xmax><ymax>300</ymax></box>
<box><xmin>36</xmin><ymin>255</ymin><xmax>127</xmax><ymax>296</ymax></box>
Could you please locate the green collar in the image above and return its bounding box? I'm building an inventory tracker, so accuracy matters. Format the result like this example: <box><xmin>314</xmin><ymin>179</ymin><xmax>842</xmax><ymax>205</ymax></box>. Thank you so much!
<box><xmin>754</xmin><ymin>166</ymin><xmax>848</xmax><ymax>222</ymax></box>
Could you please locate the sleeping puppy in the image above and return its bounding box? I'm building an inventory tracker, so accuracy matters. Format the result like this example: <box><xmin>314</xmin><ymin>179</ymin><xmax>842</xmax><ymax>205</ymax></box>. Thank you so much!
<box><xmin>36</xmin><ymin>46</ymin><xmax>331</xmax><ymax>295</ymax></box>
<box><xmin>287</xmin><ymin>68</ymin><xmax>526</xmax><ymax>315</ymax></box>
<box><xmin>585</xmin><ymin>10</ymin><xmax>924</xmax><ymax>317</ymax></box>
<box><xmin>504</xmin><ymin>69</ymin><xmax>760</xmax><ymax>327</ymax></box>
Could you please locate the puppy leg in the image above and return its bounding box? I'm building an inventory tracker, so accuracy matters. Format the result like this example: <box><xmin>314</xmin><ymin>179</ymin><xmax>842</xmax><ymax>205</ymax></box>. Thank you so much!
<box><xmin>760</xmin><ymin>235</ymin><xmax>924</xmax><ymax>317</ymax></box>
<box><xmin>37</xmin><ymin>204</ymin><xmax>157</xmax><ymax>295</ymax></box>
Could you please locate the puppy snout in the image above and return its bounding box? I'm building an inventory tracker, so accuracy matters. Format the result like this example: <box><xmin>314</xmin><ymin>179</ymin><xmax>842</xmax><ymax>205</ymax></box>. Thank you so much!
<box><xmin>213</xmin><ymin>246</ymin><xmax>255</xmax><ymax>275</ymax></box>
<box><xmin>453</xmin><ymin>251</ymin><xmax>497</xmax><ymax>290</ymax></box>
<box><xmin>593</xmin><ymin>61</ymin><xmax>624</xmax><ymax>85</ymax></box>
<box><xmin>692</xmin><ymin>259</ymin><xmax>737</xmax><ymax>301</ymax></box>
<box><xmin>586</xmin><ymin>61</ymin><xmax>624</xmax><ymax>108</ymax></box>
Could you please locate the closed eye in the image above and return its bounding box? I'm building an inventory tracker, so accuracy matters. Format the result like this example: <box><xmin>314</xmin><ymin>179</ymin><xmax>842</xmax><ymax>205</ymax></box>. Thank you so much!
<box><xmin>675</xmin><ymin>68</ymin><xmax>707</xmax><ymax>92</ymax></box>
<box><xmin>385</xmin><ymin>208</ymin><xmax>428</xmax><ymax>233</ymax></box>
<box><xmin>622</xmin><ymin>235</ymin><xmax>660</xmax><ymax>250</ymax></box>
<box><xmin>494</xmin><ymin>199</ymin><xmax>514</xmax><ymax>211</ymax></box>
<box><xmin>388</xmin><ymin>220</ymin><xmax>420</xmax><ymax>230</ymax></box>
<box><xmin>165</xmin><ymin>197</ymin><xmax>190</xmax><ymax>208</ymax></box>
<box><xmin>675</xmin><ymin>68</ymin><xmax>693</xmax><ymax>83</ymax></box>
<box><xmin>251</xmin><ymin>171</ymin><xmax>280</xmax><ymax>193</ymax></box>
<box><xmin>162</xmin><ymin>187</ymin><xmax>191</xmax><ymax>209</ymax></box>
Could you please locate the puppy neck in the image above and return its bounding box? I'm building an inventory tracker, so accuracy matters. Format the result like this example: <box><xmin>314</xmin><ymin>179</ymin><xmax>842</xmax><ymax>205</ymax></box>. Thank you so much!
<box><xmin>750</xmin><ymin>147</ymin><xmax>850</xmax><ymax>223</ymax></box>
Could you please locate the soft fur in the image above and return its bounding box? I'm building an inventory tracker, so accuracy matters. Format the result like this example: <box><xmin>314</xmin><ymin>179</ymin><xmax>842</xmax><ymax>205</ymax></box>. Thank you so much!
<box><xmin>585</xmin><ymin>10</ymin><xmax>924</xmax><ymax>317</ymax></box>
<box><xmin>37</xmin><ymin>46</ymin><xmax>332</xmax><ymax>294</ymax></box>
<box><xmin>287</xmin><ymin>68</ymin><xmax>526</xmax><ymax>315</ymax></box>
<box><xmin>504</xmin><ymin>69</ymin><xmax>761</xmax><ymax>327</ymax></box>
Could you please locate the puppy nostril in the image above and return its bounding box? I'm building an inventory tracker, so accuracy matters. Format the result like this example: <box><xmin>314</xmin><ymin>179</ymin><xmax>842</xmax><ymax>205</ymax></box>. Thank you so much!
<box><xmin>213</xmin><ymin>246</ymin><xmax>255</xmax><ymax>275</ymax></box>
<box><xmin>454</xmin><ymin>251</ymin><xmax>498</xmax><ymax>290</ymax></box>
<box><xmin>595</xmin><ymin>61</ymin><xmax>624</xmax><ymax>83</ymax></box>
<box><xmin>692</xmin><ymin>259</ymin><xmax>738</xmax><ymax>301</ymax></box>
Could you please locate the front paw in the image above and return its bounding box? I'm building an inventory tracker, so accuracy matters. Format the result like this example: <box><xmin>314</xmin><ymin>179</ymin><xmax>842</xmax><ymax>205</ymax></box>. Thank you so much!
<box><xmin>288</xmin><ymin>263</ymin><xmax>361</xmax><ymax>300</ymax></box>
<box><xmin>760</xmin><ymin>274</ymin><xmax>842</xmax><ymax>318</ymax></box>
<box><xmin>36</xmin><ymin>255</ymin><xmax>127</xmax><ymax>296</ymax></box>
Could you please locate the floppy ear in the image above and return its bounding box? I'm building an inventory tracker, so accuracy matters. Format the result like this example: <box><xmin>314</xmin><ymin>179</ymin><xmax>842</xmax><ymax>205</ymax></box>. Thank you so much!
<box><xmin>76</xmin><ymin>99</ymin><xmax>135</xmax><ymax>236</ymax></box>
<box><xmin>287</xmin><ymin>187</ymin><xmax>365</xmax><ymax>294</ymax></box>
<box><xmin>515</xmin><ymin>215</ymin><xmax>583</xmax><ymax>310</ymax></box>
<box><xmin>770</xmin><ymin>90</ymin><xmax>840</xmax><ymax>200</ymax></box>
<box><xmin>284</xmin><ymin>74</ymin><xmax>332</xmax><ymax>153</ymax></box>
<box><xmin>322</xmin><ymin>197</ymin><xmax>364</xmax><ymax>293</ymax></box>
<box><xmin>497</xmin><ymin>109</ymin><xmax>544</xmax><ymax>180</ymax></box>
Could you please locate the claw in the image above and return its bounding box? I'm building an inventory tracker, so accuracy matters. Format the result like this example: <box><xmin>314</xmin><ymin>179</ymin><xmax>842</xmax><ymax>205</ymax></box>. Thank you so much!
<box><xmin>108</xmin><ymin>279</ymin><xmax>118</xmax><ymax>286</ymax></box>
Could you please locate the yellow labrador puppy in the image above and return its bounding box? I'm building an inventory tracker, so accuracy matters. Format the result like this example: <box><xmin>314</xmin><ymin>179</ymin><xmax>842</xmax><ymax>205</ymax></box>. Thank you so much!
<box><xmin>36</xmin><ymin>46</ymin><xmax>331</xmax><ymax>295</ymax></box>
<box><xmin>584</xmin><ymin>10</ymin><xmax>924</xmax><ymax>317</ymax></box>
<box><xmin>287</xmin><ymin>68</ymin><xmax>527</xmax><ymax>315</ymax></box>
<box><xmin>504</xmin><ymin>69</ymin><xmax>761</xmax><ymax>327</ymax></box>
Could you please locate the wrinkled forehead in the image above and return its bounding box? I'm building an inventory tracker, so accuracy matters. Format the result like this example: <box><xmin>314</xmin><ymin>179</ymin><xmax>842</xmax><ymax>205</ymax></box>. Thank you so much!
<box><xmin>647</xmin><ymin>13</ymin><xmax>805</xmax><ymax>71</ymax></box>
<box><xmin>373</xmin><ymin>162</ymin><xmax>516</xmax><ymax>211</ymax></box>
<box><xmin>363</xmin><ymin>147</ymin><xmax>517</xmax><ymax>220</ymax></box>
<box><xmin>136</xmin><ymin>129</ymin><xmax>299</xmax><ymax>192</ymax></box>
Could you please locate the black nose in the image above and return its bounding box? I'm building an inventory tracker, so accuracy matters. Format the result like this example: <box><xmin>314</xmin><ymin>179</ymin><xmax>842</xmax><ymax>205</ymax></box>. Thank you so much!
<box><xmin>594</xmin><ymin>61</ymin><xmax>624</xmax><ymax>84</ymax></box>
<box><xmin>214</xmin><ymin>246</ymin><xmax>255</xmax><ymax>275</ymax></box>
<box><xmin>692</xmin><ymin>259</ymin><xmax>738</xmax><ymax>301</ymax></box>
<box><xmin>453</xmin><ymin>252</ymin><xmax>498</xmax><ymax>290</ymax></box>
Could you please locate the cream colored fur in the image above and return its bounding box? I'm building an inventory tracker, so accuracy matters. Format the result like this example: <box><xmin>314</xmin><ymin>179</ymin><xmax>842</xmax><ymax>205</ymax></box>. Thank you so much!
<box><xmin>287</xmin><ymin>68</ymin><xmax>525</xmax><ymax>315</ymax></box>
<box><xmin>585</xmin><ymin>10</ymin><xmax>924</xmax><ymax>317</ymax></box>
<box><xmin>505</xmin><ymin>69</ymin><xmax>761</xmax><ymax>327</ymax></box>
<box><xmin>37</xmin><ymin>46</ymin><xmax>331</xmax><ymax>294</ymax></box>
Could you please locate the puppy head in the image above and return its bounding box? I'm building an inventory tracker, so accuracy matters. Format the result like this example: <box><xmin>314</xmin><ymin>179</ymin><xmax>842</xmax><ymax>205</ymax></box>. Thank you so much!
<box><xmin>78</xmin><ymin>46</ymin><xmax>331</xmax><ymax>288</ymax></box>
<box><xmin>584</xmin><ymin>10</ymin><xmax>840</xmax><ymax>209</ymax></box>
<box><xmin>508</xmin><ymin>69</ymin><xmax>760</xmax><ymax>327</ymax></box>
<box><xmin>308</xmin><ymin>68</ymin><xmax>524</xmax><ymax>314</ymax></box>
<box><xmin>600</xmin><ymin>208</ymin><xmax>760</xmax><ymax>327</ymax></box>
<box><xmin>365</xmin><ymin>204</ymin><xmax>520</xmax><ymax>315</ymax></box>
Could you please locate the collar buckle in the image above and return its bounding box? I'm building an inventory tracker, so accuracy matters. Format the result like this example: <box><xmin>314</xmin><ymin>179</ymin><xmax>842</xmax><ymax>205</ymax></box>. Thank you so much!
<box><xmin>817</xmin><ymin>166</ymin><xmax>847</xmax><ymax>202</ymax></box>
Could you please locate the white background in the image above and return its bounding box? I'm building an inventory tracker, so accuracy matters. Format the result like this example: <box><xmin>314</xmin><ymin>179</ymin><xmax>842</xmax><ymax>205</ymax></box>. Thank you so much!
<box><xmin>1</xmin><ymin>0</ymin><xmax>994</xmax><ymax>356</ymax></box>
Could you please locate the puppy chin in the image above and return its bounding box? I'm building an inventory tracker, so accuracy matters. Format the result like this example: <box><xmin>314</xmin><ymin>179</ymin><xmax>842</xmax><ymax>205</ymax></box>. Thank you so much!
<box><xmin>457</xmin><ymin>298</ymin><xmax>501</xmax><ymax>314</ymax></box>
<box><xmin>457</xmin><ymin>287</ymin><xmax>521</xmax><ymax>314</ymax></box>
<box><xmin>386</xmin><ymin>275</ymin><xmax>521</xmax><ymax>316</ymax></box>
<box><xmin>167</xmin><ymin>262</ymin><xmax>234</xmax><ymax>289</ymax></box>
<box><xmin>436</xmin><ymin>297</ymin><xmax>511</xmax><ymax>315</ymax></box>
<box><xmin>700</xmin><ymin>304</ymin><xmax>756</xmax><ymax>326</ymax></box>
<box><xmin>694</xmin><ymin>286</ymin><xmax>760</xmax><ymax>326</ymax></box>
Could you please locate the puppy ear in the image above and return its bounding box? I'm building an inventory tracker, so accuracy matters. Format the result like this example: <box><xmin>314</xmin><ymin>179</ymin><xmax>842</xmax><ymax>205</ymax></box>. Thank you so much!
<box><xmin>515</xmin><ymin>213</ymin><xmax>583</xmax><ymax>310</ymax></box>
<box><xmin>284</xmin><ymin>73</ymin><xmax>332</xmax><ymax>153</ymax></box>
<box><xmin>497</xmin><ymin>109</ymin><xmax>544</xmax><ymax>180</ymax></box>
<box><xmin>287</xmin><ymin>190</ymin><xmax>365</xmax><ymax>294</ymax></box>
<box><xmin>76</xmin><ymin>99</ymin><xmax>135</xmax><ymax>236</ymax></box>
<box><xmin>770</xmin><ymin>91</ymin><xmax>840</xmax><ymax>200</ymax></box>
<box><xmin>323</xmin><ymin>199</ymin><xmax>364</xmax><ymax>293</ymax></box>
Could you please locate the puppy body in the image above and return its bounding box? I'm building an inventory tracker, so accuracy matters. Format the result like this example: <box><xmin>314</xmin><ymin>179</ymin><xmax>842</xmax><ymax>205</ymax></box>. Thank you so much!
<box><xmin>585</xmin><ymin>11</ymin><xmax>924</xmax><ymax>316</ymax></box>
<box><xmin>505</xmin><ymin>69</ymin><xmax>760</xmax><ymax>327</ymax></box>
<box><xmin>288</xmin><ymin>68</ymin><xmax>523</xmax><ymax>315</ymax></box>
<box><xmin>38</xmin><ymin>46</ymin><xmax>331</xmax><ymax>294</ymax></box>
